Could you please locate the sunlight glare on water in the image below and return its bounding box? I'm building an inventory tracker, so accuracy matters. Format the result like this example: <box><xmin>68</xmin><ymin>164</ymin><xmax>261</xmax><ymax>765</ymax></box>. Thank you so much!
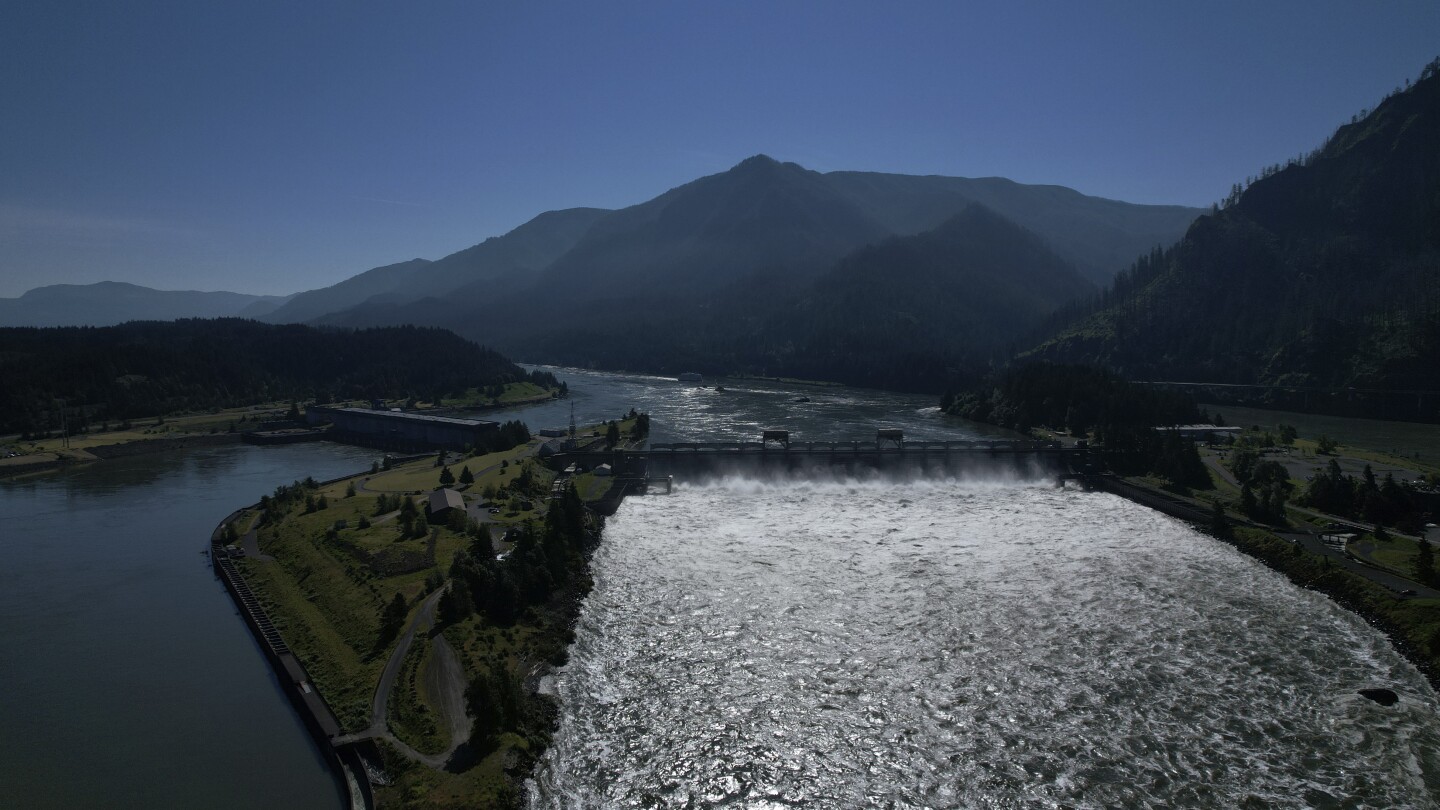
<box><xmin>530</xmin><ymin>476</ymin><xmax>1440</xmax><ymax>809</ymax></box>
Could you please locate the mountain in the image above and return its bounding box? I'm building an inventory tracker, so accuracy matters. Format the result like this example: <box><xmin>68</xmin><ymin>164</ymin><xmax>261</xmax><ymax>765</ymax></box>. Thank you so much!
<box><xmin>261</xmin><ymin>208</ymin><xmax>610</xmax><ymax>325</ymax></box>
<box><xmin>307</xmin><ymin>156</ymin><xmax>1198</xmax><ymax>366</ymax></box>
<box><xmin>1030</xmin><ymin>59</ymin><xmax>1440</xmax><ymax>415</ymax></box>
<box><xmin>535</xmin><ymin>156</ymin><xmax>892</xmax><ymax>299</ymax></box>
<box><xmin>514</xmin><ymin>204</ymin><xmax>1096</xmax><ymax>391</ymax></box>
<box><xmin>822</xmin><ymin>171</ymin><xmax>1202</xmax><ymax>286</ymax></box>
<box><xmin>0</xmin><ymin>281</ymin><xmax>292</xmax><ymax>327</ymax></box>
<box><xmin>258</xmin><ymin>258</ymin><xmax>432</xmax><ymax>325</ymax></box>
<box><xmin>403</xmin><ymin>207</ymin><xmax>613</xmax><ymax>300</ymax></box>
<box><xmin>10</xmin><ymin>158</ymin><xmax>1200</xmax><ymax>384</ymax></box>
<box><xmin>796</xmin><ymin>205</ymin><xmax>1097</xmax><ymax>360</ymax></box>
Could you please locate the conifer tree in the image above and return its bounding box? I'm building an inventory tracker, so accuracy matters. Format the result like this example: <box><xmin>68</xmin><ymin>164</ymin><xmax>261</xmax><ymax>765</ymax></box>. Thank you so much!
<box><xmin>1416</xmin><ymin>537</ymin><xmax>1435</xmax><ymax>586</ymax></box>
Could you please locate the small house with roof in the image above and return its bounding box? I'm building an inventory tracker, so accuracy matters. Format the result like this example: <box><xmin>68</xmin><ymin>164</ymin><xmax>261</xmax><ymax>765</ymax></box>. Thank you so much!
<box><xmin>427</xmin><ymin>488</ymin><xmax>465</xmax><ymax>522</ymax></box>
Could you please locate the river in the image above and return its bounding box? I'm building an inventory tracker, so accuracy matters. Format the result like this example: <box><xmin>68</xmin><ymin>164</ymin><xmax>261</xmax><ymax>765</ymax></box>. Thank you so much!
<box><xmin>0</xmin><ymin>442</ymin><xmax>376</xmax><ymax>810</ymax></box>
<box><xmin>489</xmin><ymin>367</ymin><xmax>1018</xmax><ymax>444</ymax></box>
<box><xmin>0</xmin><ymin>370</ymin><xmax>977</xmax><ymax>808</ymax></box>
<box><xmin>4</xmin><ymin>369</ymin><xmax>1438</xmax><ymax>808</ymax></box>
<box><xmin>530</xmin><ymin>478</ymin><xmax>1440</xmax><ymax>808</ymax></box>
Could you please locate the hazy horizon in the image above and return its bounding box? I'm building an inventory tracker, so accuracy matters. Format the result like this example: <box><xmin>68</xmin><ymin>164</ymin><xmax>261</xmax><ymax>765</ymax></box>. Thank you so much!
<box><xmin>3</xmin><ymin>1</ymin><xmax>1437</xmax><ymax>298</ymax></box>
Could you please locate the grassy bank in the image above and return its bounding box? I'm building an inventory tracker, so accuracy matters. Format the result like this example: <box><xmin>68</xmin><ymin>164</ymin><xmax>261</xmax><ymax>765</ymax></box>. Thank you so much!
<box><xmin>231</xmin><ymin>414</ymin><xmax>646</xmax><ymax>809</ymax></box>
<box><xmin>1217</xmin><ymin>526</ymin><xmax>1440</xmax><ymax>690</ymax></box>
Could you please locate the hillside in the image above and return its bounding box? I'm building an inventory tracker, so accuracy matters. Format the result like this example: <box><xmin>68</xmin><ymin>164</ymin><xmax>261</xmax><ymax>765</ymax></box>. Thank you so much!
<box><xmin>0</xmin><ymin>320</ymin><xmax>552</xmax><ymax>436</ymax></box>
<box><xmin>515</xmin><ymin>205</ymin><xmax>1095</xmax><ymax>391</ymax></box>
<box><xmin>310</xmin><ymin>157</ymin><xmax>1197</xmax><ymax>375</ymax></box>
<box><xmin>259</xmin><ymin>258</ymin><xmax>434</xmax><ymax>325</ymax></box>
<box><xmin>261</xmin><ymin>208</ymin><xmax>611</xmax><ymax>324</ymax></box>
<box><xmin>823</xmin><ymin>171</ymin><xmax>1200</xmax><ymax>286</ymax></box>
<box><xmin>1030</xmin><ymin>59</ymin><xmax>1440</xmax><ymax>418</ymax></box>
<box><xmin>0</xmin><ymin>281</ymin><xmax>291</xmax><ymax>327</ymax></box>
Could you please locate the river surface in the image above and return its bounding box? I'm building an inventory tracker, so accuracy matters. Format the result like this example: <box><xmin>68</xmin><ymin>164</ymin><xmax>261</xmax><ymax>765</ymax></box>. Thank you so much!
<box><xmin>531</xmin><ymin>478</ymin><xmax>1440</xmax><ymax>808</ymax></box>
<box><xmin>5</xmin><ymin>369</ymin><xmax>1439</xmax><ymax>808</ymax></box>
<box><xmin>0</xmin><ymin>371</ymin><xmax>984</xmax><ymax>808</ymax></box>
<box><xmin>490</xmin><ymin>367</ymin><xmax>1017</xmax><ymax>444</ymax></box>
<box><xmin>0</xmin><ymin>442</ymin><xmax>376</xmax><ymax>810</ymax></box>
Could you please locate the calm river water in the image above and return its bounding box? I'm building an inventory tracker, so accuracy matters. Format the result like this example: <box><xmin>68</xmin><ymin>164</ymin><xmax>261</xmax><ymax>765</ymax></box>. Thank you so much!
<box><xmin>0</xmin><ymin>442</ymin><xmax>376</xmax><ymax>810</ymax></box>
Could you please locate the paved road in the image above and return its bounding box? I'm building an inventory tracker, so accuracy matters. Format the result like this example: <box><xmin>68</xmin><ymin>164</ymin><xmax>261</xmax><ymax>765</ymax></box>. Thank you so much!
<box><xmin>237</xmin><ymin>512</ymin><xmax>274</xmax><ymax>561</ymax></box>
<box><xmin>1124</xmin><ymin>466</ymin><xmax>1439</xmax><ymax>600</ymax></box>
<box><xmin>1202</xmin><ymin>454</ymin><xmax>1239</xmax><ymax>488</ymax></box>
<box><xmin>1276</xmin><ymin>529</ymin><xmax>1440</xmax><ymax>598</ymax></box>
<box><xmin>334</xmin><ymin>586</ymin><xmax>472</xmax><ymax>769</ymax></box>
<box><xmin>1197</xmin><ymin>451</ymin><xmax>1437</xmax><ymax>597</ymax></box>
<box><xmin>423</xmin><ymin>630</ymin><xmax>471</xmax><ymax>754</ymax></box>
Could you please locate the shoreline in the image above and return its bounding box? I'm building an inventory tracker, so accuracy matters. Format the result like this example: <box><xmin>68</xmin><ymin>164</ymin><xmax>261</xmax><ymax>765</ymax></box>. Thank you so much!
<box><xmin>0</xmin><ymin>433</ymin><xmax>244</xmax><ymax>479</ymax></box>
<box><xmin>208</xmin><ymin>481</ymin><xmax>375</xmax><ymax>810</ymax></box>
<box><xmin>1090</xmin><ymin>474</ymin><xmax>1440</xmax><ymax>698</ymax></box>
<box><xmin>202</xmin><ymin>445</ymin><xmax>1437</xmax><ymax>807</ymax></box>
<box><xmin>207</xmin><ymin>440</ymin><xmax>611</xmax><ymax>808</ymax></box>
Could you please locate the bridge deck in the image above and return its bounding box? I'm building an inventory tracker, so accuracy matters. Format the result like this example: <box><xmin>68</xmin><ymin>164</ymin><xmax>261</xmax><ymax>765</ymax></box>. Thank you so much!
<box><xmin>545</xmin><ymin>440</ymin><xmax>1090</xmax><ymax>481</ymax></box>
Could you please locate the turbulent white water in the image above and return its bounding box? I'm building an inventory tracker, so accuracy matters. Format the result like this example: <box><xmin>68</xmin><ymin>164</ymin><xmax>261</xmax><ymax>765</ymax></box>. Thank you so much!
<box><xmin>530</xmin><ymin>477</ymin><xmax>1440</xmax><ymax>809</ymax></box>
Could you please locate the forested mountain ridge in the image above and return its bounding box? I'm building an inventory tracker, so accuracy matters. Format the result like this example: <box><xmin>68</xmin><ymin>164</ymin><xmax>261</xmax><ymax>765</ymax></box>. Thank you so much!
<box><xmin>0</xmin><ymin>281</ymin><xmax>292</xmax><ymax>327</ymax></box>
<box><xmin>257</xmin><ymin>258</ymin><xmax>434</xmax><ymax>325</ymax></box>
<box><xmin>259</xmin><ymin>207</ymin><xmax>612</xmax><ymax>324</ymax></box>
<box><xmin>1029</xmin><ymin>60</ymin><xmax>1440</xmax><ymax>403</ymax></box>
<box><xmin>534</xmin><ymin>155</ymin><xmax>891</xmax><ymax>299</ymax></box>
<box><xmin>7</xmin><ymin>159</ymin><xmax>1198</xmax><ymax>358</ymax></box>
<box><xmin>822</xmin><ymin>171</ymin><xmax>1200</xmax><ymax>286</ymax></box>
<box><xmin>304</xmin><ymin>156</ymin><xmax>1196</xmax><ymax>379</ymax></box>
<box><xmin>514</xmin><ymin>205</ymin><xmax>1095</xmax><ymax>391</ymax></box>
<box><xmin>0</xmin><ymin>320</ymin><xmax>552</xmax><ymax>436</ymax></box>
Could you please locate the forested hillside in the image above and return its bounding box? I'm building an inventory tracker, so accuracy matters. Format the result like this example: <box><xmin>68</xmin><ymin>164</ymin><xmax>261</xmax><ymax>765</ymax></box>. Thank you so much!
<box><xmin>0</xmin><ymin>281</ymin><xmax>291</xmax><ymax>327</ymax></box>
<box><xmin>0</xmin><ymin>320</ymin><xmax>555</xmax><ymax>436</ymax></box>
<box><xmin>296</xmin><ymin>157</ymin><xmax>1196</xmax><ymax>379</ymax></box>
<box><xmin>1030</xmin><ymin>59</ymin><xmax>1440</xmax><ymax>419</ymax></box>
<box><xmin>515</xmin><ymin>205</ymin><xmax>1095</xmax><ymax>391</ymax></box>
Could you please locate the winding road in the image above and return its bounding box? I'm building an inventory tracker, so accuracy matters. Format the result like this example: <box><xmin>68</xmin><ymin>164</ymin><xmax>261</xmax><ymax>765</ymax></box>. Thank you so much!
<box><xmin>334</xmin><ymin>586</ymin><xmax>472</xmax><ymax>769</ymax></box>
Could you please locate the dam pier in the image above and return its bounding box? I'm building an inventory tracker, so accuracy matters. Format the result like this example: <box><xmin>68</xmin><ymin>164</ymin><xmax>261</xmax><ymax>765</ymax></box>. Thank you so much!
<box><xmin>544</xmin><ymin>431</ymin><xmax>1099</xmax><ymax>501</ymax></box>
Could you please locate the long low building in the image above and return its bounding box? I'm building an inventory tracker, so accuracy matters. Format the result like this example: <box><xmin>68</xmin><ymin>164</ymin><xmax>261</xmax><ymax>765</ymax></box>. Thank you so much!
<box><xmin>308</xmin><ymin>406</ymin><xmax>498</xmax><ymax>451</ymax></box>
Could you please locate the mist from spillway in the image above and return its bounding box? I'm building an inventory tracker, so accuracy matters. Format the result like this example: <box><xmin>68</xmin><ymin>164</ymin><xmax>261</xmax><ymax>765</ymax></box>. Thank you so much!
<box><xmin>530</xmin><ymin>476</ymin><xmax>1440</xmax><ymax>808</ymax></box>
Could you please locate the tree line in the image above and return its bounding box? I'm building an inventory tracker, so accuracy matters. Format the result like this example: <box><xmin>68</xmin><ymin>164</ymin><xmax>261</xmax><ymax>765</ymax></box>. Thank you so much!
<box><xmin>0</xmin><ymin>319</ymin><xmax>556</xmax><ymax>436</ymax></box>
<box><xmin>944</xmin><ymin>362</ymin><xmax>1210</xmax><ymax>489</ymax></box>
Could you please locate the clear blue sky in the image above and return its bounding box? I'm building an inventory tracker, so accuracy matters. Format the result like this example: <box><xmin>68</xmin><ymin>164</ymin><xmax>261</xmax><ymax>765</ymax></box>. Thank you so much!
<box><xmin>2</xmin><ymin>1</ymin><xmax>1436</xmax><ymax>297</ymax></box>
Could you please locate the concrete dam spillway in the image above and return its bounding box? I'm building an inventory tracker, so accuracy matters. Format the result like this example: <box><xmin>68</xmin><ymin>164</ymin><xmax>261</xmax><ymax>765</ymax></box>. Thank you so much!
<box><xmin>545</xmin><ymin>437</ymin><xmax>1095</xmax><ymax>487</ymax></box>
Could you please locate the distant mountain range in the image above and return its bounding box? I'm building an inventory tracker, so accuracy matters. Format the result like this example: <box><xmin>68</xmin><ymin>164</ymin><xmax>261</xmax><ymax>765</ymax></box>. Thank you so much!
<box><xmin>0</xmin><ymin>281</ymin><xmax>292</xmax><ymax>327</ymax></box>
<box><xmin>2</xmin><ymin>159</ymin><xmax>1200</xmax><ymax>388</ymax></box>
<box><xmin>6</xmin><ymin>62</ymin><xmax>1438</xmax><ymax>414</ymax></box>
<box><xmin>1030</xmin><ymin>59</ymin><xmax>1440</xmax><ymax>406</ymax></box>
<box><xmin>250</xmin><ymin>157</ymin><xmax>1199</xmax><ymax>389</ymax></box>
<box><xmin>269</xmin><ymin>157</ymin><xmax>1197</xmax><ymax>342</ymax></box>
<box><xmin>510</xmin><ymin>203</ymin><xmax>1101</xmax><ymax>390</ymax></box>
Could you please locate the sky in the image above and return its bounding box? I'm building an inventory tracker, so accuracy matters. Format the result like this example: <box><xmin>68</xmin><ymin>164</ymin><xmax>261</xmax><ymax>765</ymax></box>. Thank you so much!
<box><xmin>1</xmin><ymin>1</ymin><xmax>1437</xmax><ymax>298</ymax></box>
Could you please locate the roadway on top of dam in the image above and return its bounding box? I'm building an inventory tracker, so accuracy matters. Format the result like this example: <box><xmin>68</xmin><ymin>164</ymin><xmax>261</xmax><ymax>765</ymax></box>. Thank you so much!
<box><xmin>544</xmin><ymin>439</ymin><xmax>1096</xmax><ymax>480</ymax></box>
<box><xmin>645</xmin><ymin>438</ymin><xmax>1062</xmax><ymax>452</ymax></box>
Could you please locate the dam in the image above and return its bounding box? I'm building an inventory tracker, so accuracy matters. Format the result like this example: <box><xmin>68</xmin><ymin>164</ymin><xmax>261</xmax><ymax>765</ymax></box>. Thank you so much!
<box><xmin>543</xmin><ymin>431</ymin><xmax>1098</xmax><ymax>485</ymax></box>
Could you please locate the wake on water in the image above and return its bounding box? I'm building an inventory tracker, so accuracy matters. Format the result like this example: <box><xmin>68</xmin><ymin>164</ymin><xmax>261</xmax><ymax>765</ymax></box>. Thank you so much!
<box><xmin>529</xmin><ymin>473</ymin><xmax>1440</xmax><ymax>809</ymax></box>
